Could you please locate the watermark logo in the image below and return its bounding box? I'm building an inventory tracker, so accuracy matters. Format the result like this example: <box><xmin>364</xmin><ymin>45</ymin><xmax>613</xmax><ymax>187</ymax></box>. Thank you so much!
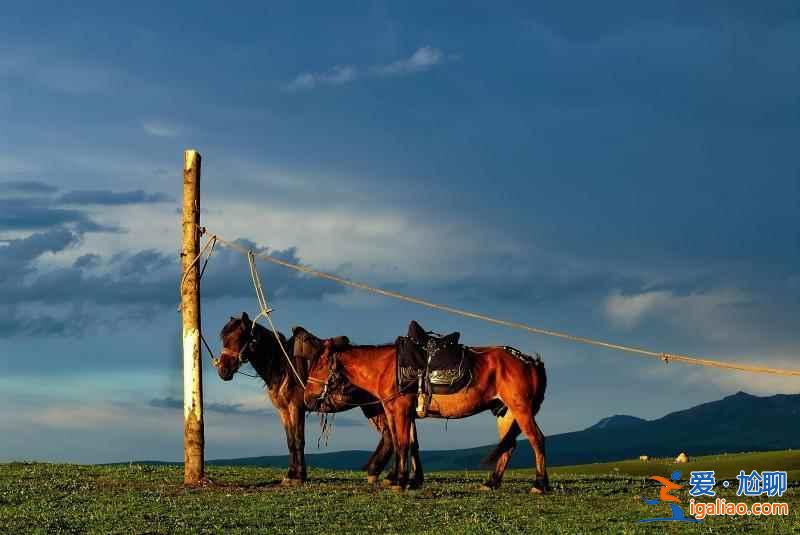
<box><xmin>640</xmin><ymin>469</ymin><xmax>789</xmax><ymax>522</ymax></box>
<box><xmin>639</xmin><ymin>470</ymin><xmax>701</xmax><ymax>523</ymax></box>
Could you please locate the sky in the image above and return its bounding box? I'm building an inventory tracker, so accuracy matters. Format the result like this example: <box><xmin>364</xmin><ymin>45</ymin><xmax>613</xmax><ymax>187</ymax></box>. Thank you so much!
<box><xmin>1</xmin><ymin>2</ymin><xmax>799</xmax><ymax>464</ymax></box>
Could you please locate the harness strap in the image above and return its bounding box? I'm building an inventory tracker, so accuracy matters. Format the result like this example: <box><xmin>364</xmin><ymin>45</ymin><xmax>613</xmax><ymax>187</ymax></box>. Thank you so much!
<box><xmin>311</xmin><ymin>346</ymin><xmax>416</xmax><ymax>408</ymax></box>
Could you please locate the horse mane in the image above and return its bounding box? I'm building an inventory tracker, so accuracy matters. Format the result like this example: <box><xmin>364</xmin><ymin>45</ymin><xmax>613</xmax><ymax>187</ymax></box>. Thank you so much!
<box><xmin>221</xmin><ymin>317</ymin><xmax>287</xmax><ymax>347</ymax></box>
<box><xmin>220</xmin><ymin>317</ymin><xmax>241</xmax><ymax>338</ymax></box>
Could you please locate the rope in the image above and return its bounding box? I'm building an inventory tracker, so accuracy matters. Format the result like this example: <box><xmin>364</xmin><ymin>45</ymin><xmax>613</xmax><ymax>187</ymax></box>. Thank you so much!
<box><xmin>318</xmin><ymin>413</ymin><xmax>334</xmax><ymax>448</ymax></box>
<box><xmin>180</xmin><ymin>234</ymin><xmax>259</xmax><ymax>379</ymax></box>
<box><xmin>204</xmin><ymin>231</ymin><xmax>800</xmax><ymax>379</ymax></box>
<box><xmin>246</xmin><ymin>250</ymin><xmax>307</xmax><ymax>388</ymax></box>
<box><xmin>336</xmin><ymin>382</ymin><xmax>418</xmax><ymax>408</ymax></box>
<box><xmin>177</xmin><ymin>234</ymin><xmax>217</xmax><ymax>310</ymax></box>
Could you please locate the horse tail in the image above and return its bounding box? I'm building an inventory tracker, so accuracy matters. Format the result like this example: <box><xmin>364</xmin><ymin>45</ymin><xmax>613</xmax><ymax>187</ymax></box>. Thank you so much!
<box><xmin>481</xmin><ymin>419</ymin><xmax>521</xmax><ymax>466</ymax></box>
<box><xmin>532</xmin><ymin>358</ymin><xmax>547</xmax><ymax>414</ymax></box>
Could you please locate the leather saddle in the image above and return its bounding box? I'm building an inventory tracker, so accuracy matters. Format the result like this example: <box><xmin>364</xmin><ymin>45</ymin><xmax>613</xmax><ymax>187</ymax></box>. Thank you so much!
<box><xmin>396</xmin><ymin>320</ymin><xmax>472</xmax><ymax>395</ymax></box>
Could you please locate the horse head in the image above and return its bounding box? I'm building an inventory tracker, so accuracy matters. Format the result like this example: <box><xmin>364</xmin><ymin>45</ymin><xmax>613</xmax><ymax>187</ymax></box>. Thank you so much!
<box><xmin>214</xmin><ymin>312</ymin><xmax>262</xmax><ymax>381</ymax></box>
<box><xmin>301</xmin><ymin>338</ymin><xmax>338</xmax><ymax>411</ymax></box>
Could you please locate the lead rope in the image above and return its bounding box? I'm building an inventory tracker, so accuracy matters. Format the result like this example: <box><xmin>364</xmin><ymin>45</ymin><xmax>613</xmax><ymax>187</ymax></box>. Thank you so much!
<box><xmin>206</xmin><ymin>232</ymin><xmax>800</xmax><ymax>378</ymax></box>
<box><xmin>246</xmin><ymin>250</ymin><xmax>307</xmax><ymax>389</ymax></box>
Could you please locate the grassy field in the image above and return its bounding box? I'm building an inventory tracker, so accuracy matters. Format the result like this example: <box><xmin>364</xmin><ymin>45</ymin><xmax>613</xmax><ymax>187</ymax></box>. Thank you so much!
<box><xmin>1</xmin><ymin>451</ymin><xmax>797</xmax><ymax>534</ymax></box>
<box><xmin>552</xmin><ymin>449</ymin><xmax>800</xmax><ymax>480</ymax></box>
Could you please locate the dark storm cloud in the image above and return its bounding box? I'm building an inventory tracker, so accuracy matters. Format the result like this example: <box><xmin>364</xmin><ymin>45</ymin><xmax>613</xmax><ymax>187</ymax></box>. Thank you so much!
<box><xmin>148</xmin><ymin>397</ymin><xmax>275</xmax><ymax>418</ymax></box>
<box><xmin>73</xmin><ymin>253</ymin><xmax>101</xmax><ymax>269</ymax></box>
<box><xmin>0</xmin><ymin>184</ymin><xmax>322</xmax><ymax>336</ymax></box>
<box><xmin>0</xmin><ymin>198</ymin><xmax>118</xmax><ymax>233</ymax></box>
<box><xmin>0</xmin><ymin>228</ymin><xmax>78</xmax><ymax>279</ymax></box>
<box><xmin>147</xmin><ymin>397</ymin><xmax>365</xmax><ymax>426</ymax></box>
<box><xmin>433</xmin><ymin>259</ymin><xmax>642</xmax><ymax>307</ymax></box>
<box><xmin>0</xmin><ymin>184</ymin><xmax>173</xmax><ymax>232</ymax></box>
<box><xmin>57</xmin><ymin>189</ymin><xmax>173</xmax><ymax>205</ymax></box>
<box><xmin>0</xmin><ymin>231</ymin><xmax>342</xmax><ymax>337</ymax></box>
<box><xmin>0</xmin><ymin>180</ymin><xmax>58</xmax><ymax>194</ymax></box>
<box><xmin>0</xmin><ymin>304</ymin><xmax>92</xmax><ymax>338</ymax></box>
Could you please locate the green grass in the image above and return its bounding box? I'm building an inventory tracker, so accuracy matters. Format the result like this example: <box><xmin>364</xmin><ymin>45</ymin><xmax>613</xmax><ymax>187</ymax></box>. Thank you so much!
<box><xmin>1</xmin><ymin>451</ymin><xmax>798</xmax><ymax>534</ymax></box>
<box><xmin>552</xmin><ymin>449</ymin><xmax>800</xmax><ymax>480</ymax></box>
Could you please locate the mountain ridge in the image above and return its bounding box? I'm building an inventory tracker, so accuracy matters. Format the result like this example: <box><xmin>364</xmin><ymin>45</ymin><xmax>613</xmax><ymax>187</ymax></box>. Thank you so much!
<box><xmin>134</xmin><ymin>391</ymin><xmax>800</xmax><ymax>470</ymax></box>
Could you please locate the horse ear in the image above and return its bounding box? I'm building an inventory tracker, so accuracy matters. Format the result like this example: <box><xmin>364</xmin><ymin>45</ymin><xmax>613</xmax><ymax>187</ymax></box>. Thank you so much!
<box><xmin>241</xmin><ymin>311</ymin><xmax>250</xmax><ymax>322</ymax></box>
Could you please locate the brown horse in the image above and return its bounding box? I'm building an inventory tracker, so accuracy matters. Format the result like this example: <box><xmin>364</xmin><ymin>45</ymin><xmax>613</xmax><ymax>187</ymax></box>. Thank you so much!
<box><xmin>214</xmin><ymin>314</ymin><xmax>422</xmax><ymax>485</ymax></box>
<box><xmin>301</xmin><ymin>337</ymin><xmax>549</xmax><ymax>493</ymax></box>
<box><xmin>291</xmin><ymin>326</ymin><xmax>424</xmax><ymax>488</ymax></box>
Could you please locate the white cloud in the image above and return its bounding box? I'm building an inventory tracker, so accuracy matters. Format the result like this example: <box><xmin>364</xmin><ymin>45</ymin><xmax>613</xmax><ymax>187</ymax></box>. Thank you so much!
<box><xmin>641</xmin><ymin>353</ymin><xmax>800</xmax><ymax>396</ymax></box>
<box><xmin>285</xmin><ymin>47</ymin><xmax>448</xmax><ymax>92</ymax></box>
<box><xmin>604</xmin><ymin>288</ymin><xmax>745</xmax><ymax>332</ymax></box>
<box><xmin>142</xmin><ymin>119</ymin><xmax>179</xmax><ymax>138</ymax></box>
<box><xmin>285</xmin><ymin>65</ymin><xmax>358</xmax><ymax>92</ymax></box>
<box><xmin>30</xmin><ymin>406</ymin><xmax>123</xmax><ymax>429</ymax></box>
<box><xmin>375</xmin><ymin>46</ymin><xmax>444</xmax><ymax>76</ymax></box>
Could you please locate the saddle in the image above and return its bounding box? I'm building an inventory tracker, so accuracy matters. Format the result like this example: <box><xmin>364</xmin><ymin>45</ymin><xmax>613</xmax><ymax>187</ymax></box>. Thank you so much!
<box><xmin>396</xmin><ymin>320</ymin><xmax>473</xmax><ymax>405</ymax></box>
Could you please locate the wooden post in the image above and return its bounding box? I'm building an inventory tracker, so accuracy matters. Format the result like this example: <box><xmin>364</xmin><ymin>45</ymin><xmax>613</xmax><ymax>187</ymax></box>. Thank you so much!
<box><xmin>181</xmin><ymin>149</ymin><xmax>204</xmax><ymax>485</ymax></box>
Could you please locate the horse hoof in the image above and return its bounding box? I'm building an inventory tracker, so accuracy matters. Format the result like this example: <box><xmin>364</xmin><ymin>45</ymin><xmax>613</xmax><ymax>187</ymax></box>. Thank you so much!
<box><xmin>381</xmin><ymin>478</ymin><xmax>394</xmax><ymax>487</ymax></box>
<box><xmin>390</xmin><ymin>485</ymin><xmax>406</xmax><ymax>493</ymax></box>
<box><xmin>480</xmin><ymin>483</ymin><xmax>498</xmax><ymax>492</ymax></box>
<box><xmin>366</xmin><ymin>475</ymin><xmax>378</xmax><ymax>484</ymax></box>
<box><xmin>408</xmin><ymin>482</ymin><xmax>423</xmax><ymax>491</ymax></box>
<box><xmin>281</xmin><ymin>478</ymin><xmax>304</xmax><ymax>487</ymax></box>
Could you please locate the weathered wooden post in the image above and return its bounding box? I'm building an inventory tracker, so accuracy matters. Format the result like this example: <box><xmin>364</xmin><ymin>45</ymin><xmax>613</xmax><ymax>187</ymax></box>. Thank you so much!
<box><xmin>180</xmin><ymin>149</ymin><xmax>204</xmax><ymax>485</ymax></box>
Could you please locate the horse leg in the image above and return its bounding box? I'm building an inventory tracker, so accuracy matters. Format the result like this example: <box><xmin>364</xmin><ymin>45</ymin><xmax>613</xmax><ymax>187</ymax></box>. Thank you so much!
<box><xmin>531</xmin><ymin>419</ymin><xmax>549</xmax><ymax>492</ymax></box>
<box><xmin>380</xmin><ymin>416</ymin><xmax>400</xmax><ymax>487</ymax></box>
<box><xmin>508</xmin><ymin>405</ymin><xmax>548</xmax><ymax>494</ymax></box>
<box><xmin>383</xmin><ymin>397</ymin><xmax>413</xmax><ymax>491</ymax></box>
<box><xmin>481</xmin><ymin>410</ymin><xmax>520</xmax><ymax>490</ymax></box>
<box><xmin>275</xmin><ymin>405</ymin><xmax>296</xmax><ymax>482</ymax></box>
<box><xmin>294</xmin><ymin>403</ymin><xmax>307</xmax><ymax>481</ymax></box>
<box><xmin>279</xmin><ymin>402</ymin><xmax>306</xmax><ymax>485</ymax></box>
<box><xmin>363</xmin><ymin>418</ymin><xmax>394</xmax><ymax>483</ymax></box>
<box><xmin>408</xmin><ymin>420</ymin><xmax>424</xmax><ymax>489</ymax></box>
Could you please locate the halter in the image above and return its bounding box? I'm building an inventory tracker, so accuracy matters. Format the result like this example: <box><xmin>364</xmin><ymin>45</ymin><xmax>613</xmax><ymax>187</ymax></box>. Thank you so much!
<box><xmin>305</xmin><ymin>339</ymin><xmax>339</xmax><ymax>409</ymax></box>
<box><xmin>211</xmin><ymin>322</ymin><xmax>257</xmax><ymax>369</ymax></box>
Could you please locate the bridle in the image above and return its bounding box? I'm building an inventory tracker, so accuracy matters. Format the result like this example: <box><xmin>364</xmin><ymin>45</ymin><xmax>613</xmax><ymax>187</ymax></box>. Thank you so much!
<box><xmin>212</xmin><ymin>323</ymin><xmax>258</xmax><ymax>370</ymax></box>
<box><xmin>304</xmin><ymin>338</ymin><xmax>340</xmax><ymax>409</ymax></box>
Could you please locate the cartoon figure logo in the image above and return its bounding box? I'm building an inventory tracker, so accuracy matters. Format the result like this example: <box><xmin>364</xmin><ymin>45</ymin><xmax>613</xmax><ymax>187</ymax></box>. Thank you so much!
<box><xmin>639</xmin><ymin>470</ymin><xmax>702</xmax><ymax>523</ymax></box>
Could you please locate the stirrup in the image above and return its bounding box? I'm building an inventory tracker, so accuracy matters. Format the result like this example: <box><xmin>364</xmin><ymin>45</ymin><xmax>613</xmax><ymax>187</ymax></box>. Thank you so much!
<box><xmin>416</xmin><ymin>387</ymin><xmax>431</xmax><ymax>418</ymax></box>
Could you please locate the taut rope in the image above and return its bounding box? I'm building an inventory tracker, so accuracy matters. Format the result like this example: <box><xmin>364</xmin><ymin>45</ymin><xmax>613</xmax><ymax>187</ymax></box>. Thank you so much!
<box><xmin>203</xmin><ymin>231</ymin><xmax>800</xmax><ymax>378</ymax></box>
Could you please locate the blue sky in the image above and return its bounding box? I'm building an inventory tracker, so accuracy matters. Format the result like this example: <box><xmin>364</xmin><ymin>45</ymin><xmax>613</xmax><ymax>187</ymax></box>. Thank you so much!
<box><xmin>1</xmin><ymin>2</ymin><xmax>799</xmax><ymax>463</ymax></box>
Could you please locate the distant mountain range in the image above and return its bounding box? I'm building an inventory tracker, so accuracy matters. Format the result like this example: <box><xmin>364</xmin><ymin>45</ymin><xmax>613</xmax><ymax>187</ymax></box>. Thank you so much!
<box><xmin>142</xmin><ymin>391</ymin><xmax>800</xmax><ymax>471</ymax></box>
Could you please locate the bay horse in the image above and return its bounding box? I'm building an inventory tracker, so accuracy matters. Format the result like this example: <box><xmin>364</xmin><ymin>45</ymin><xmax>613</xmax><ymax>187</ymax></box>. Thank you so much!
<box><xmin>214</xmin><ymin>313</ymin><xmax>422</xmax><ymax>485</ymax></box>
<box><xmin>301</xmin><ymin>336</ymin><xmax>549</xmax><ymax>493</ymax></box>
